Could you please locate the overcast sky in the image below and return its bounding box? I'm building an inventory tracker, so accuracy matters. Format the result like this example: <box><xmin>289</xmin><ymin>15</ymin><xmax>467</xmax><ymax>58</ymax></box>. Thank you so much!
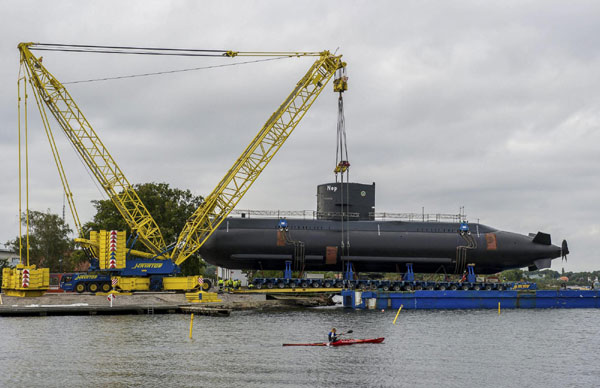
<box><xmin>1</xmin><ymin>1</ymin><xmax>598</xmax><ymax>272</ymax></box>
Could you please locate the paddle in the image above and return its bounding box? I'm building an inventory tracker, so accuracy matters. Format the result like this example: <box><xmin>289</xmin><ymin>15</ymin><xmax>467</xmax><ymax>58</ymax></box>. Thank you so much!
<box><xmin>283</xmin><ymin>330</ymin><xmax>359</xmax><ymax>346</ymax></box>
<box><xmin>282</xmin><ymin>330</ymin><xmax>355</xmax><ymax>346</ymax></box>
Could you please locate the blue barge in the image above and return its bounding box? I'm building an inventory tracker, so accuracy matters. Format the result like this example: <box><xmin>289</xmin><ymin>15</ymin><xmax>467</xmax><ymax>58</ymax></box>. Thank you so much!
<box><xmin>342</xmin><ymin>289</ymin><xmax>600</xmax><ymax>309</ymax></box>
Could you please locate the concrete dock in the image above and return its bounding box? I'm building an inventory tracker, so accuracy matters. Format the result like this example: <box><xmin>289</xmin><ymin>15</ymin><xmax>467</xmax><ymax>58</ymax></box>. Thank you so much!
<box><xmin>0</xmin><ymin>291</ymin><xmax>334</xmax><ymax>317</ymax></box>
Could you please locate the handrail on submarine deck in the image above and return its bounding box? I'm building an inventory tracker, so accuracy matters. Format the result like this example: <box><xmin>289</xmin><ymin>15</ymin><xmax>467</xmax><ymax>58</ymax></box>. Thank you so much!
<box><xmin>228</xmin><ymin>209</ymin><xmax>467</xmax><ymax>223</ymax></box>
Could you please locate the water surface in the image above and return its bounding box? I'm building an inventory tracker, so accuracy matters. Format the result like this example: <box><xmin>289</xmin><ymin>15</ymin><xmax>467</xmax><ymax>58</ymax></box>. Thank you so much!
<box><xmin>1</xmin><ymin>307</ymin><xmax>598</xmax><ymax>387</ymax></box>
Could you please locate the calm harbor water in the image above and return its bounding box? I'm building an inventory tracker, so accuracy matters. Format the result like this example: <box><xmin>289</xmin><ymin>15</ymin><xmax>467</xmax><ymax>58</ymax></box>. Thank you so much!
<box><xmin>1</xmin><ymin>306</ymin><xmax>599</xmax><ymax>387</ymax></box>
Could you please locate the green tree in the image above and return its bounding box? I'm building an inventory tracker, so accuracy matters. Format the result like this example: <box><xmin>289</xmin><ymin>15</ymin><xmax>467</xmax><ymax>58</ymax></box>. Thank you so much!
<box><xmin>501</xmin><ymin>269</ymin><xmax>524</xmax><ymax>282</ymax></box>
<box><xmin>83</xmin><ymin>182</ymin><xmax>206</xmax><ymax>276</ymax></box>
<box><xmin>5</xmin><ymin>210</ymin><xmax>75</xmax><ymax>272</ymax></box>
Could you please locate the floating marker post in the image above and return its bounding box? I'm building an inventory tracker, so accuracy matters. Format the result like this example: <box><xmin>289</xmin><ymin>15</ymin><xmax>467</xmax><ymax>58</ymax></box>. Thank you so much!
<box><xmin>393</xmin><ymin>304</ymin><xmax>403</xmax><ymax>325</ymax></box>
<box><xmin>189</xmin><ymin>313</ymin><xmax>194</xmax><ymax>339</ymax></box>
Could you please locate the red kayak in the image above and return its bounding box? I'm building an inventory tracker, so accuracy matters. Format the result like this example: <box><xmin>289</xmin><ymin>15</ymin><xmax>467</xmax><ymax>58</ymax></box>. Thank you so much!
<box><xmin>283</xmin><ymin>337</ymin><xmax>385</xmax><ymax>347</ymax></box>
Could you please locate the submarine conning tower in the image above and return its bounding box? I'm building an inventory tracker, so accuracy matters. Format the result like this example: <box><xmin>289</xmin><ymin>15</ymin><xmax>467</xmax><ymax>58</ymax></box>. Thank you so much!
<box><xmin>316</xmin><ymin>182</ymin><xmax>375</xmax><ymax>221</ymax></box>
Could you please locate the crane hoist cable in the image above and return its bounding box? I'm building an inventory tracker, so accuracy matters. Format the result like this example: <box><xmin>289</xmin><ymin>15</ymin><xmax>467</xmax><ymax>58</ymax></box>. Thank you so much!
<box><xmin>333</xmin><ymin>67</ymin><xmax>351</xmax><ymax>260</ymax></box>
<box><xmin>27</xmin><ymin>43</ymin><xmax>230</xmax><ymax>56</ymax></box>
<box><xmin>27</xmin><ymin>43</ymin><xmax>323</xmax><ymax>57</ymax></box>
<box><xmin>62</xmin><ymin>57</ymin><xmax>290</xmax><ymax>85</ymax></box>
<box><xmin>27</xmin><ymin>43</ymin><xmax>324</xmax><ymax>86</ymax></box>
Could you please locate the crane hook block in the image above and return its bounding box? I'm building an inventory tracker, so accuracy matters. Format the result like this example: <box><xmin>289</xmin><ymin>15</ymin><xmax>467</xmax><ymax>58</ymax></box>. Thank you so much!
<box><xmin>334</xmin><ymin>160</ymin><xmax>350</xmax><ymax>173</ymax></box>
<box><xmin>333</xmin><ymin>75</ymin><xmax>348</xmax><ymax>93</ymax></box>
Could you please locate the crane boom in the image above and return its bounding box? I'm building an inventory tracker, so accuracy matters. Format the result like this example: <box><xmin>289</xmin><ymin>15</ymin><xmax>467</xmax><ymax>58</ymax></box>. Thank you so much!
<box><xmin>171</xmin><ymin>51</ymin><xmax>346</xmax><ymax>265</ymax></box>
<box><xmin>19</xmin><ymin>42</ymin><xmax>346</xmax><ymax>268</ymax></box>
<box><xmin>18</xmin><ymin>43</ymin><xmax>167</xmax><ymax>256</ymax></box>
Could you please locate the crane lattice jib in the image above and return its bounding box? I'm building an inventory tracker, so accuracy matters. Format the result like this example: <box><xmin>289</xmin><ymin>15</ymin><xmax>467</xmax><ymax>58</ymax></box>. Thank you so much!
<box><xmin>18</xmin><ymin>43</ymin><xmax>167</xmax><ymax>256</ymax></box>
<box><xmin>172</xmin><ymin>52</ymin><xmax>345</xmax><ymax>265</ymax></box>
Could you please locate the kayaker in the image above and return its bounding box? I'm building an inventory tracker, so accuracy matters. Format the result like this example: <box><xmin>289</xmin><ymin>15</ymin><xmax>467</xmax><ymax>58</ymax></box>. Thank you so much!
<box><xmin>328</xmin><ymin>328</ymin><xmax>339</xmax><ymax>343</ymax></box>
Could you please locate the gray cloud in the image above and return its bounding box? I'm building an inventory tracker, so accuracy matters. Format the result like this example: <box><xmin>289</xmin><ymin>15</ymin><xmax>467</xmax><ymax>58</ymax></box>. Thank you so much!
<box><xmin>1</xmin><ymin>0</ymin><xmax>598</xmax><ymax>272</ymax></box>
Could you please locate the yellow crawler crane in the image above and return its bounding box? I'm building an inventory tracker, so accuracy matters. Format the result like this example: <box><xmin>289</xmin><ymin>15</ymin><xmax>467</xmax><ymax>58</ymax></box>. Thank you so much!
<box><xmin>14</xmin><ymin>43</ymin><xmax>347</xmax><ymax>294</ymax></box>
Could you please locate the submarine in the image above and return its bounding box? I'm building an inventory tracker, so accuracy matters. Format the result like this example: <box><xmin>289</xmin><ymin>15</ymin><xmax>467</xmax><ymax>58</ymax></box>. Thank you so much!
<box><xmin>199</xmin><ymin>182</ymin><xmax>568</xmax><ymax>275</ymax></box>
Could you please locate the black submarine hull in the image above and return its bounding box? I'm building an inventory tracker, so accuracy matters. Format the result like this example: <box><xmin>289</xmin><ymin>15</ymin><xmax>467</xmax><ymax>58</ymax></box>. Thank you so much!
<box><xmin>199</xmin><ymin>218</ymin><xmax>563</xmax><ymax>274</ymax></box>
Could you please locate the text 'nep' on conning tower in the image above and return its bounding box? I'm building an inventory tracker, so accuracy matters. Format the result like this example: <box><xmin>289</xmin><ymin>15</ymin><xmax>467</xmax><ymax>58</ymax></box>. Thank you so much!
<box><xmin>316</xmin><ymin>182</ymin><xmax>375</xmax><ymax>221</ymax></box>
